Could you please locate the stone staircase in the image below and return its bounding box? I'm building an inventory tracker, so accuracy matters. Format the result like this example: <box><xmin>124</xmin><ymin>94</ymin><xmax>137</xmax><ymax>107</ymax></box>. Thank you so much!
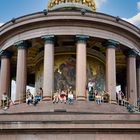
<box><xmin>0</xmin><ymin>101</ymin><xmax>139</xmax><ymax>140</ymax></box>
<box><xmin>0</xmin><ymin>100</ymin><xmax>128</xmax><ymax>114</ymax></box>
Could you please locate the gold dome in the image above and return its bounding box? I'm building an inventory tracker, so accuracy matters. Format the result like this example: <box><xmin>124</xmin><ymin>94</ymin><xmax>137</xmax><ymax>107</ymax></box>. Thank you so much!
<box><xmin>47</xmin><ymin>0</ymin><xmax>96</xmax><ymax>12</ymax></box>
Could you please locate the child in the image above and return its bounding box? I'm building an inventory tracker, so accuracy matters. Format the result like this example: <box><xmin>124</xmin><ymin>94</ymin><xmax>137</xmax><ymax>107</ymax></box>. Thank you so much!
<box><xmin>67</xmin><ymin>86</ymin><xmax>74</xmax><ymax>104</ymax></box>
<box><xmin>68</xmin><ymin>91</ymin><xmax>74</xmax><ymax>104</ymax></box>
<box><xmin>95</xmin><ymin>90</ymin><xmax>101</xmax><ymax>105</ymax></box>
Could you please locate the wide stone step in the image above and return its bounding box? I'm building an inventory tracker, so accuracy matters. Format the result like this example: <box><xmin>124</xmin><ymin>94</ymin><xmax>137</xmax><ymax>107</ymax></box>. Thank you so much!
<box><xmin>0</xmin><ymin>100</ymin><xmax>128</xmax><ymax>114</ymax></box>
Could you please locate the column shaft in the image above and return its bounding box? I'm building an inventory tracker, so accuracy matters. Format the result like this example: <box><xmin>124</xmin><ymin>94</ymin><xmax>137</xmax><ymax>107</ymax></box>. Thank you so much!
<box><xmin>105</xmin><ymin>40</ymin><xmax>119</xmax><ymax>102</ymax></box>
<box><xmin>15</xmin><ymin>41</ymin><xmax>27</xmax><ymax>103</ymax></box>
<box><xmin>106</xmin><ymin>48</ymin><xmax>116</xmax><ymax>101</ymax></box>
<box><xmin>76</xmin><ymin>35</ymin><xmax>88</xmax><ymax>100</ymax></box>
<box><xmin>127</xmin><ymin>55</ymin><xmax>137</xmax><ymax>105</ymax></box>
<box><xmin>0</xmin><ymin>52</ymin><xmax>11</xmax><ymax>100</ymax></box>
<box><xmin>42</xmin><ymin>35</ymin><xmax>54</xmax><ymax>100</ymax></box>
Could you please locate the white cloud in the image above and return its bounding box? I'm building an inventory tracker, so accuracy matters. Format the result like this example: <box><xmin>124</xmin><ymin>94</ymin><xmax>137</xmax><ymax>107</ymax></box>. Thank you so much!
<box><xmin>137</xmin><ymin>1</ymin><xmax>140</xmax><ymax>10</ymax></box>
<box><xmin>96</xmin><ymin>0</ymin><xmax>107</xmax><ymax>9</ymax></box>
<box><xmin>122</xmin><ymin>1</ymin><xmax>140</xmax><ymax>28</ymax></box>
<box><xmin>123</xmin><ymin>12</ymin><xmax>140</xmax><ymax>28</ymax></box>
<box><xmin>0</xmin><ymin>23</ymin><xmax>3</xmax><ymax>26</ymax></box>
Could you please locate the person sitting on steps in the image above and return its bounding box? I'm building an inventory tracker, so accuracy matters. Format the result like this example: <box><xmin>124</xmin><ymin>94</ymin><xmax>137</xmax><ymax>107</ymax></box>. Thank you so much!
<box><xmin>26</xmin><ymin>93</ymin><xmax>33</xmax><ymax>105</ymax></box>
<box><xmin>53</xmin><ymin>89</ymin><xmax>60</xmax><ymax>104</ymax></box>
<box><xmin>59</xmin><ymin>89</ymin><xmax>67</xmax><ymax>104</ymax></box>
<box><xmin>39</xmin><ymin>87</ymin><xmax>43</xmax><ymax>100</ymax></box>
<box><xmin>1</xmin><ymin>92</ymin><xmax>9</xmax><ymax>110</ymax></box>
<box><xmin>33</xmin><ymin>92</ymin><xmax>41</xmax><ymax>106</ymax></box>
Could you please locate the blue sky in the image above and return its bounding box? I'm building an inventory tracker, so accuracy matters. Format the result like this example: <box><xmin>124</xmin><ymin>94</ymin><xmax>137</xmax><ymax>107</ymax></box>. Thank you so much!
<box><xmin>0</xmin><ymin>0</ymin><xmax>140</xmax><ymax>28</ymax></box>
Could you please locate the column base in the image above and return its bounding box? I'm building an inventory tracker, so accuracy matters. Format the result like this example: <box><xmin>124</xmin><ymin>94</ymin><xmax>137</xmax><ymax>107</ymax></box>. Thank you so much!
<box><xmin>42</xmin><ymin>96</ymin><xmax>52</xmax><ymax>101</ymax></box>
<box><xmin>14</xmin><ymin>99</ymin><xmax>22</xmax><ymax>105</ymax></box>
<box><xmin>76</xmin><ymin>96</ymin><xmax>86</xmax><ymax>101</ymax></box>
<box><xmin>110</xmin><ymin>100</ymin><xmax>117</xmax><ymax>105</ymax></box>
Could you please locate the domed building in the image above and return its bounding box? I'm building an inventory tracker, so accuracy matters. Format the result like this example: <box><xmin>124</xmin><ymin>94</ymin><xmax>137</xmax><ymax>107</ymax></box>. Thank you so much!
<box><xmin>0</xmin><ymin>0</ymin><xmax>140</xmax><ymax>139</ymax></box>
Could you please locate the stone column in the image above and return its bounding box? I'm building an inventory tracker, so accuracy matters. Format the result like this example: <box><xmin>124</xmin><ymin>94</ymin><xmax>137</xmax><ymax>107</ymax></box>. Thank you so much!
<box><xmin>15</xmin><ymin>41</ymin><xmax>28</xmax><ymax>103</ymax></box>
<box><xmin>76</xmin><ymin>35</ymin><xmax>89</xmax><ymax>100</ymax></box>
<box><xmin>105</xmin><ymin>40</ymin><xmax>119</xmax><ymax>102</ymax></box>
<box><xmin>136</xmin><ymin>61</ymin><xmax>140</xmax><ymax>99</ymax></box>
<box><xmin>0</xmin><ymin>51</ymin><xmax>11</xmax><ymax>100</ymax></box>
<box><xmin>127</xmin><ymin>50</ymin><xmax>137</xmax><ymax>105</ymax></box>
<box><xmin>42</xmin><ymin>35</ymin><xmax>54</xmax><ymax>100</ymax></box>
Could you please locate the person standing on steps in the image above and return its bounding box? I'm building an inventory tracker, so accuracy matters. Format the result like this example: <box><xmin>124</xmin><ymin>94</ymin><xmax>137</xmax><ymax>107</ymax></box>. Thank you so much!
<box><xmin>88</xmin><ymin>79</ymin><xmax>94</xmax><ymax>101</ymax></box>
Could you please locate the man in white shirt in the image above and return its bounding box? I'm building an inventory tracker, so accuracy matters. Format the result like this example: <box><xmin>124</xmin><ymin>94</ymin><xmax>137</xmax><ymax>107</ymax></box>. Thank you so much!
<box><xmin>88</xmin><ymin>80</ymin><xmax>95</xmax><ymax>101</ymax></box>
<box><xmin>88</xmin><ymin>80</ymin><xmax>94</xmax><ymax>92</ymax></box>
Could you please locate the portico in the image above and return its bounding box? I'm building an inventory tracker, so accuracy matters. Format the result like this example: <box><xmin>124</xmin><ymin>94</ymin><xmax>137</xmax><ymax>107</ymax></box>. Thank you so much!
<box><xmin>0</xmin><ymin>35</ymin><xmax>139</xmax><ymax>105</ymax></box>
<box><xmin>0</xmin><ymin>0</ymin><xmax>140</xmax><ymax>138</ymax></box>
<box><xmin>0</xmin><ymin>6</ymin><xmax>139</xmax><ymax>106</ymax></box>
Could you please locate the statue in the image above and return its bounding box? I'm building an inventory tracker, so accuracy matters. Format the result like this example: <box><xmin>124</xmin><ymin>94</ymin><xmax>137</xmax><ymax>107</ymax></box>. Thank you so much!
<box><xmin>47</xmin><ymin>0</ymin><xmax>96</xmax><ymax>12</ymax></box>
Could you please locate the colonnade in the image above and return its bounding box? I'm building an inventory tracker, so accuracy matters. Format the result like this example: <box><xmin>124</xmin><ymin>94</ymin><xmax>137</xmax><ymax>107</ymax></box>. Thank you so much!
<box><xmin>0</xmin><ymin>35</ymin><xmax>139</xmax><ymax>105</ymax></box>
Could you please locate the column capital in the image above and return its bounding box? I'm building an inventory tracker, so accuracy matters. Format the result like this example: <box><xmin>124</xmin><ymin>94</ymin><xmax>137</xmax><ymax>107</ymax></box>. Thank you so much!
<box><xmin>104</xmin><ymin>39</ymin><xmax>119</xmax><ymax>49</ymax></box>
<box><xmin>126</xmin><ymin>49</ymin><xmax>137</xmax><ymax>57</ymax></box>
<box><xmin>0</xmin><ymin>50</ymin><xmax>11</xmax><ymax>58</ymax></box>
<box><xmin>76</xmin><ymin>35</ymin><xmax>89</xmax><ymax>44</ymax></box>
<box><xmin>42</xmin><ymin>35</ymin><xmax>55</xmax><ymax>44</ymax></box>
<box><xmin>136</xmin><ymin>60</ymin><xmax>140</xmax><ymax>68</ymax></box>
<box><xmin>14</xmin><ymin>40</ymin><xmax>29</xmax><ymax>49</ymax></box>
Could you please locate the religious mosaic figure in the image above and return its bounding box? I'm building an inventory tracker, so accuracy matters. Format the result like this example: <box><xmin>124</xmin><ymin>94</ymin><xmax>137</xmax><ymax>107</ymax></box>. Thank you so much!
<box><xmin>54</xmin><ymin>57</ymin><xmax>76</xmax><ymax>91</ymax></box>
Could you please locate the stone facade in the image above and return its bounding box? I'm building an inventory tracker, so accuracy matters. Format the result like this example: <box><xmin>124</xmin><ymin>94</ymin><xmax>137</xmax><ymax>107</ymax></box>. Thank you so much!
<box><xmin>0</xmin><ymin>8</ymin><xmax>140</xmax><ymax>139</ymax></box>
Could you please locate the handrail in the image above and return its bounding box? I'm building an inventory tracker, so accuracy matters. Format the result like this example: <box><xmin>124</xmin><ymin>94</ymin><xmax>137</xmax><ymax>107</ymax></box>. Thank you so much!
<box><xmin>122</xmin><ymin>99</ymin><xmax>140</xmax><ymax>113</ymax></box>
